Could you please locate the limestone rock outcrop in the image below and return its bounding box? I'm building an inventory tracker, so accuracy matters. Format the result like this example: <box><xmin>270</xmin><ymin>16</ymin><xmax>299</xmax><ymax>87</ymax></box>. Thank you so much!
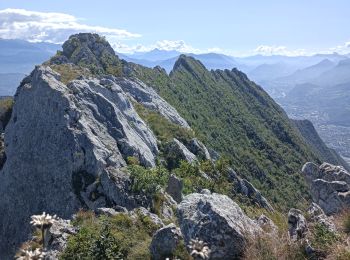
<box><xmin>228</xmin><ymin>168</ymin><xmax>274</xmax><ymax>211</ymax></box>
<box><xmin>163</xmin><ymin>138</ymin><xmax>197</xmax><ymax>168</ymax></box>
<box><xmin>288</xmin><ymin>208</ymin><xmax>308</xmax><ymax>240</ymax></box>
<box><xmin>44</xmin><ymin>218</ymin><xmax>76</xmax><ymax>259</ymax></box>
<box><xmin>166</xmin><ymin>174</ymin><xmax>183</xmax><ymax>203</ymax></box>
<box><xmin>177</xmin><ymin>191</ymin><xmax>261</xmax><ymax>259</ymax></box>
<box><xmin>302</xmin><ymin>162</ymin><xmax>350</xmax><ymax>215</ymax></box>
<box><xmin>0</xmin><ymin>64</ymin><xmax>188</xmax><ymax>258</ymax></box>
<box><xmin>307</xmin><ymin>203</ymin><xmax>336</xmax><ymax>232</ymax></box>
<box><xmin>185</xmin><ymin>138</ymin><xmax>211</xmax><ymax>161</ymax></box>
<box><xmin>114</xmin><ymin>76</ymin><xmax>190</xmax><ymax>128</ymax></box>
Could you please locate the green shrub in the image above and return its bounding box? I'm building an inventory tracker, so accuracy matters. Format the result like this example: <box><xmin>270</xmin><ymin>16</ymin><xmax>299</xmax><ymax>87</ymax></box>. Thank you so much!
<box><xmin>311</xmin><ymin>223</ymin><xmax>338</xmax><ymax>250</ymax></box>
<box><xmin>173</xmin><ymin>160</ymin><xmax>232</xmax><ymax>196</ymax></box>
<box><xmin>0</xmin><ymin>97</ymin><xmax>14</xmax><ymax>129</ymax></box>
<box><xmin>126</xmin><ymin>156</ymin><xmax>140</xmax><ymax>166</ymax></box>
<box><xmin>128</xmin><ymin>165</ymin><xmax>169</xmax><ymax>195</ymax></box>
<box><xmin>133</xmin><ymin>102</ymin><xmax>194</xmax><ymax>143</ymax></box>
<box><xmin>60</xmin><ymin>212</ymin><xmax>155</xmax><ymax>259</ymax></box>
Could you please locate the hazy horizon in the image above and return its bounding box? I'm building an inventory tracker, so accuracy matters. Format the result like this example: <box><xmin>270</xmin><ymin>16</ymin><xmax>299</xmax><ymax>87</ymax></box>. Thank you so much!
<box><xmin>0</xmin><ymin>1</ymin><xmax>350</xmax><ymax>57</ymax></box>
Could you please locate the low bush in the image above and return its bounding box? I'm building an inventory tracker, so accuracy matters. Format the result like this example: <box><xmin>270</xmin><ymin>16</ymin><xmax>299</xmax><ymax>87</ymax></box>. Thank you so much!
<box><xmin>311</xmin><ymin>223</ymin><xmax>338</xmax><ymax>251</ymax></box>
<box><xmin>133</xmin><ymin>102</ymin><xmax>194</xmax><ymax>143</ymax></box>
<box><xmin>127</xmin><ymin>165</ymin><xmax>169</xmax><ymax>195</ymax></box>
<box><xmin>60</xmin><ymin>211</ymin><xmax>156</xmax><ymax>259</ymax></box>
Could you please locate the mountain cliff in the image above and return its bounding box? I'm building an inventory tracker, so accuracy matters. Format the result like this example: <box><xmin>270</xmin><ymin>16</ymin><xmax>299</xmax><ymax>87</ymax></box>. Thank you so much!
<box><xmin>292</xmin><ymin>119</ymin><xmax>350</xmax><ymax>171</ymax></box>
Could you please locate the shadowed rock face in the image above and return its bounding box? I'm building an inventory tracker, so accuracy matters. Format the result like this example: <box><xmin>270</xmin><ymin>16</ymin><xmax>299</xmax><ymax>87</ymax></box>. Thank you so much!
<box><xmin>0</xmin><ymin>65</ymin><xmax>190</xmax><ymax>258</ymax></box>
<box><xmin>302</xmin><ymin>162</ymin><xmax>350</xmax><ymax>215</ymax></box>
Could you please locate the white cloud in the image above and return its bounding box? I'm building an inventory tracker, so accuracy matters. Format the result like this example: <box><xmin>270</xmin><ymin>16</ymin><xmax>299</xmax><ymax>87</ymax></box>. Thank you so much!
<box><xmin>253</xmin><ymin>45</ymin><xmax>307</xmax><ymax>56</ymax></box>
<box><xmin>113</xmin><ymin>39</ymin><xmax>202</xmax><ymax>54</ymax></box>
<box><xmin>328</xmin><ymin>41</ymin><xmax>350</xmax><ymax>54</ymax></box>
<box><xmin>0</xmin><ymin>8</ymin><xmax>140</xmax><ymax>43</ymax></box>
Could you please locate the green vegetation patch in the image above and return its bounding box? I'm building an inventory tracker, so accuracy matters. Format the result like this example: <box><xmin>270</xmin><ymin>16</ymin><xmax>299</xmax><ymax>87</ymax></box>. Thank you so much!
<box><xmin>127</xmin><ymin>165</ymin><xmax>170</xmax><ymax>195</ymax></box>
<box><xmin>0</xmin><ymin>97</ymin><xmax>14</xmax><ymax>129</ymax></box>
<box><xmin>133</xmin><ymin>101</ymin><xmax>194</xmax><ymax>143</ymax></box>
<box><xmin>50</xmin><ymin>64</ymin><xmax>91</xmax><ymax>85</ymax></box>
<box><xmin>60</xmin><ymin>211</ymin><xmax>158</xmax><ymax>260</ymax></box>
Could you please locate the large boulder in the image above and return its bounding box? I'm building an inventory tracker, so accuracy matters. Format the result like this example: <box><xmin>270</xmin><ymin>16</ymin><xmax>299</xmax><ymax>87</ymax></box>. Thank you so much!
<box><xmin>302</xmin><ymin>162</ymin><xmax>350</xmax><ymax>215</ymax></box>
<box><xmin>177</xmin><ymin>191</ymin><xmax>261</xmax><ymax>259</ymax></box>
<box><xmin>150</xmin><ymin>223</ymin><xmax>183</xmax><ymax>260</ymax></box>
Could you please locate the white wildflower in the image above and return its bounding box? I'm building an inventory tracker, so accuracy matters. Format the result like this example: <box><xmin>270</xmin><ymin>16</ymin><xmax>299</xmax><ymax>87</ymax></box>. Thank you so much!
<box><xmin>16</xmin><ymin>248</ymin><xmax>45</xmax><ymax>260</ymax></box>
<box><xmin>188</xmin><ymin>238</ymin><xmax>211</xmax><ymax>260</ymax></box>
<box><xmin>30</xmin><ymin>212</ymin><xmax>57</xmax><ymax>229</ymax></box>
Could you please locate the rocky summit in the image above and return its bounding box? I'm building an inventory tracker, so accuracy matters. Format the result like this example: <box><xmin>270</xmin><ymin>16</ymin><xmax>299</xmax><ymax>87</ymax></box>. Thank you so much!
<box><xmin>0</xmin><ymin>33</ymin><xmax>349</xmax><ymax>259</ymax></box>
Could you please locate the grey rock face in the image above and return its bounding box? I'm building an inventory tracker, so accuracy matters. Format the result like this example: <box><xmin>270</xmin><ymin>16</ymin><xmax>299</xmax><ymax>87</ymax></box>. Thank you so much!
<box><xmin>98</xmin><ymin>168</ymin><xmax>149</xmax><ymax>210</ymax></box>
<box><xmin>229</xmin><ymin>169</ymin><xmax>274</xmax><ymax>212</ymax></box>
<box><xmin>288</xmin><ymin>208</ymin><xmax>308</xmax><ymax>240</ymax></box>
<box><xmin>150</xmin><ymin>223</ymin><xmax>183</xmax><ymax>260</ymax></box>
<box><xmin>302</xmin><ymin>162</ymin><xmax>350</xmax><ymax>215</ymax></box>
<box><xmin>112</xmin><ymin>77</ymin><xmax>190</xmax><ymax>128</ymax></box>
<box><xmin>256</xmin><ymin>214</ymin><xmax>278</xmax><ymax>234</ymax></box>
<box><xmin>0</xmin><ymin>66</ymin><xmax>169</xmax><ymax>258</ymax></box>
<box><xmin>156</xmin><ymin>191</ymin><xmax>178</xmax><ymax>222</ymax></box>
<box><xmin>164</xmin><ymin>138</ymin><xmax>197</xmax><ymax>168</ymax></box>
<box><xmin>177</xmin><ymin>192</ymin><xmax>261</xmax><ymax>259</ymax></box>
<box><xmin>166</xmin><ymin>174</ymin><xmax>183</xmax><ymax>203</ymax></box>
<box><xmin>129</xmin><ymin>207</ymin><xmax>164</xmax><ymax>228</ymax></box>
<box><xmin>95</xmin><ymin>207</ymin><xmax>120</xmax><ymax>217</ymax></box>
<box><xmin>307</xmin><ymin>203</ymin><xmax>336</xmax><ymax>232</ymax></box>
<box><xmin>44</xmin><ymin>218</ymin><xmax>76</xmax><ymax>260</ymax></box>
<box><xmin>186</xmin><ymin>138</ymin><xmax>211</xmax><ymax>161</ymax></box>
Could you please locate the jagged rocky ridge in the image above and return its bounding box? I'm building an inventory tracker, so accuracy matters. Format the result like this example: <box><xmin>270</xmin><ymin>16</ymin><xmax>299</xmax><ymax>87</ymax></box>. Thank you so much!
<box><xmin>0</xmin><ymin>33</ymin><xmax>348</xmax><ymax>259</ymax></box>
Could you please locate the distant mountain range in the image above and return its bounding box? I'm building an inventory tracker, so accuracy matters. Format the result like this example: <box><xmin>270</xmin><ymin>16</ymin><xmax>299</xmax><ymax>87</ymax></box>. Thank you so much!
<box><xmin>0</xmin><ymin>39</ymin><xmax>349</xmax><ymax>163</ymax></box>
<box><xmin>0</xmin><ymin>39</ymin><xmax>60</xmax><ymax>95</ymax></box>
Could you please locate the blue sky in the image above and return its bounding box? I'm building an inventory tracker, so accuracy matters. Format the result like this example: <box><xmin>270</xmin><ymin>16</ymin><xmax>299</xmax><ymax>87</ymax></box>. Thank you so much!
<box><xmin>0</xmin><ymin>0</ymin><xmax>349</xmax><ymax>56</ymax></box>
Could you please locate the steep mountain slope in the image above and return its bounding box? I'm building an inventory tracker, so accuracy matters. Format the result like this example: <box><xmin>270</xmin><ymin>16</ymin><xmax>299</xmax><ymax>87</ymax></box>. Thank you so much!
<box><xmin>127</xmin><ymin>55</ymin><xmax>324</xmax><ymax>208</ymax></box>
<box><xmin>292</xmin><ymin>119</ymin><xmax>349</xmax><ymax>171</ymax></box>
